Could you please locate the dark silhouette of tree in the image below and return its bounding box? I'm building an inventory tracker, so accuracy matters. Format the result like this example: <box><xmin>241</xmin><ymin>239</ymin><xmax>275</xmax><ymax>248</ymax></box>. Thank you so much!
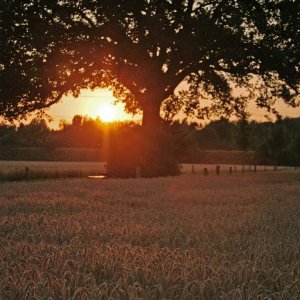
<box><xmin>0</xmin><ymin>123</ymin><xmax>17</xmax><ymax>145</ymax></box>
<box><xmin>291</xmin><ymin>135</ymin><xmax>300</xmax><ymax>167</ymax></box>
<box><xmin>255</xmin><ymin>118</ymin><xmax>289</xmax><ymax>166</ymax></box>
<box><xmin>198</xmin><ymin>126</ymin><xmax>219</xmax><ymax>149</ymax></box>
<box><xmin>18</xmin><ymin>118</ymin><xmax>50</xmax><ymax>146</ymax></box>
<box><xmin>2</xmin><ymin>115</ymin><xmax>300</xmax><ymax>166</ymax></box>
<box><xmin>1</xmin><ymin>0</ymin><xmax>299</xmax><ymax>175</ymax></box>
<box><xmin>265</xmin><ymin>119</ymin><xmax>287</xmax><ymax>168</ymax></box>
<box><xmin>71</xmin><ymin>115</ymin><xmax>83</xmax><ymax>128</ymax></box>
<box><xmin>236</xmin><ymin>117</ymin><xmax>249</xmax><ymax>152</ymax></box>
<box><xmin>198</xmin><ymin>118</ymin><xmax>235</xmax><ymax>150</ymax></box>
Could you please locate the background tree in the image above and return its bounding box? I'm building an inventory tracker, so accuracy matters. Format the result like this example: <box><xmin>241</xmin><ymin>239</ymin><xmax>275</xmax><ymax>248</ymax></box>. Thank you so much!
<box><xmin>1</xmin><ymin>115</ymin><xmax>300</xmax><ymax>166</ymax></box>
<box><xmin>236</xmin><ymin>117</ymin><xmax>249</xmax><ymax>152</ymax></box>
<box><xmin>291</xmin><ymin>135</ymin><xmax>300</xmax><ymax>167</ymax></box>
<box><xmin>258</xmin><ymin>118</ymin><xmax>287</xmax><ymax>169</ymax></box>
<box><xmin>0</xmin><ymin>122</ymin><xmax>17</xmax><ymax>145</ymax></box>
<box><xmin>199</xmin><ymin>118</ymin><xmax>236</xmax><ymax>150</ymax></box>
<box><xmin>17</xmin><ymin>118</ymin><xmax>50</xmax><ymax>147</ymax></box>
<box><xmin>1</xmin><ymin>0</ymin><xmax>299</xmax><ymax>176</ymax></box>
<box><xmin>236</xmin><ymin>115</ymin><xmax>250</xmax><ymax>168</ymax></box>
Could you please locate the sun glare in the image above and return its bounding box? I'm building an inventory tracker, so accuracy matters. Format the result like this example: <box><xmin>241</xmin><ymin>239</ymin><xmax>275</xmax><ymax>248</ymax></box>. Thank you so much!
<box><xmin>98</xmin><ymin>104</ymin><xmax>117</xmax><ymax>122</ymax></box>
<box><xmin>47</xmin><ymin>88</ymin><xmax>142</xmax><ymax>128</ymax></box>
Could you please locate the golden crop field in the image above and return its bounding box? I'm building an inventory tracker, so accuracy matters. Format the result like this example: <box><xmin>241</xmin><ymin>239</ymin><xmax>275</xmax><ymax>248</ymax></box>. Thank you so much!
<box><xmin>0</xmin><ymin>172</ymin><xmax>299</xmax><ymax>299</ymax></box>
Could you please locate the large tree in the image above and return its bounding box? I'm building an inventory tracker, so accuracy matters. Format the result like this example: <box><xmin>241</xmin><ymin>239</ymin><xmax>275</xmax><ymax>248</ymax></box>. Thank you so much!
<box><xmin>0</xmin><ymin>0</ymin><xmax>299</xmax><ymax>175</ymax></box>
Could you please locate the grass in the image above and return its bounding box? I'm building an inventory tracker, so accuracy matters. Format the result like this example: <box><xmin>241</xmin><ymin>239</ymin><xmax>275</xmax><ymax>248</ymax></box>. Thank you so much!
<box><xmin>0</xmin><ymin>171</ymin><xmax>299</xmax><ymax>299</ymax></box>
<box><xmin>0</xmin><ymin>161</ymin><xmax>293</xmax><ymax>181</ymax></box>
<box><xmin>0</xmin><ymin>161</ymin><xmax>107</xmax><ymax>181</ymax></box>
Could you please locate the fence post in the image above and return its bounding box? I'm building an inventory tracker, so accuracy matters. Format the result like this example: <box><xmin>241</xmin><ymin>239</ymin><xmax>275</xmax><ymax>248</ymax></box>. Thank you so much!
<box><xmin>216</xmin><ymin>165</ymin><xmax>220</xmax><ymax>175</ymax></box>
<box><xmin>229</xmin><ymin>166</ymin><xmax>232</xmax><ymax>175</ymax></box>
<box><xmin>204</xmin><ymin>168</ymin><xmax>208</xmax><ymax>176</ymax></box>
<box><xmin>254</xmin><ymin>165</ymin><xmax>257</xmax><ymax>173</ymax></box>
<box><xmin>25</xmin><ymin>167</ymin><xmax>29</xmax><ymax>180</ymax></box>
<box><xmin>136</xmin><ymin>166</ymin><xmax>141</xmax><ymax>178</ymax></box>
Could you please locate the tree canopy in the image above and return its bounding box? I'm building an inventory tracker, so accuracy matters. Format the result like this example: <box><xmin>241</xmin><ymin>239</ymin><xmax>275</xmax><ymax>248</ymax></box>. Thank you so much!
<box><xmin>1</xmin><ymin>0</ymin><xmax>299</xmax><ymax>124</ymax></box>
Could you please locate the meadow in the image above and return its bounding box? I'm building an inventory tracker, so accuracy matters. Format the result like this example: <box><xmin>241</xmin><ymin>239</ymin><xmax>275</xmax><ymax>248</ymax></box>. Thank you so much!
<box><xmin>0</xmin><ymin>171</ymin><xmax>299</xmax><ymax>299</ymax></box>
<box><xmin>0</xmin><ymin>161</ymin><xmax>107</xmax><ymax>181</ymax></box>
<box><xmin>0</xmin><ymin>160</ymin><xmax>291</xmax><ymax>182</ymax></box>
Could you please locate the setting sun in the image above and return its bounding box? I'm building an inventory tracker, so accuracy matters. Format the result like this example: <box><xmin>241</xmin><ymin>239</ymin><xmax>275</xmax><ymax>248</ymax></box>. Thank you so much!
<box><xmin>46</xmin><ymin>88</ymin><xmax>142</xmax><ymax>128</ymax></box>
<box><xmin>98</xmin><ymin>104</ymin><xmax>117</xmax><ymax>122</ymax></box>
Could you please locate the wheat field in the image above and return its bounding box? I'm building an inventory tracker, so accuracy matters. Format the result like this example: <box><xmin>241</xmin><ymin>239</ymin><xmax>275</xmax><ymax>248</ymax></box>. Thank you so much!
<box><xmin>0</xmin><ymin>172</ymin><xmax>299</xmax><ymax>299</ymax></box>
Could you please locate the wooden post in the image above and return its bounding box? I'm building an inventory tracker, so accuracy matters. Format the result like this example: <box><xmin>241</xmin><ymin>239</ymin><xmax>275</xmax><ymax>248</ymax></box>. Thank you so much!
<box><xmin>204</xmin><ymin>168</ymin><xmax>208</xmax><ymax>176</ymax></box>
<box><xmin>254</xmin><ymin>165</ymin><xmax>257</xmax><ymax>173</ymax></box>
<box><xmin>274</xmin><ymin>157</ymin><xmax>278</xmax><ymax>171</ymax></box>
<box><xmin>136</xmin><ymin>166</ymin><xmax>141</xmax><ymax>178</ymax></box>
<box><xmin>229</xmin><ymin>166</ymin><xmax>232</xmax><ymax>175</ymax></box>
<box><xmin>216</xmin><ymin>165</ymin><xmax>220</xmax><ymax>175</ymax></box>
<box><xmin>25</xmin><ymin>167</ymin><xmax>29</xmax><ymax>180</ymax></box>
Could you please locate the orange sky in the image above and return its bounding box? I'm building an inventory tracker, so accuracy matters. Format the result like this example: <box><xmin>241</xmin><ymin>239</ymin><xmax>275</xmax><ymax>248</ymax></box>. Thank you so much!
<box><xmin>47</xmin><ymin>89</ymin><xmax>141</xmax><ymax>128</ymax></box>
<box><xmin>46</xmin><ymin>88</ymin><xmax>300</xmax><ymax>129</ymax></box>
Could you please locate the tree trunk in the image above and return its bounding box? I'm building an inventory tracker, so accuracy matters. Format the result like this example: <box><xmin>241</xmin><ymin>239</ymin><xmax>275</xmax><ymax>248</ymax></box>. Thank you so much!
<box><xmin>142</xmin><ymin>101</ymin><xmax>162</xmax><ymax>130</ymax></box>
<box><xmin>139</xmin><ymin>100</ymin><xmax>180</xmax><ymax>177</ymax></box>
<box><xmin>106</xmin><ymin>99</ymin><xmax>180</xmax><ymax>178</ymax></box>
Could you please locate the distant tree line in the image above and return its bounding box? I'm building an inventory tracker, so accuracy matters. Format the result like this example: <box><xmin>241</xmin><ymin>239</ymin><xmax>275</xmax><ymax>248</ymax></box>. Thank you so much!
<box><xmin>0</xmin><ymin>116</ymin><xmax>300</xmax><ymax>166</ymax></box>
<box><xmin>198</xmin><ymin>117</ymin><xmax>300</xmax><ymax>166</ymax></box>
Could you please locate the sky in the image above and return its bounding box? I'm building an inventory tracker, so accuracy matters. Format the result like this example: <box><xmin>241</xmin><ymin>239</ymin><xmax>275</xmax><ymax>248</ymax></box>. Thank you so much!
<box><xmin>45</xmin><ymin>87</ymin><xmax>300</xmax><ymax>129</ymax></box>
<box><xmin>46</xmin><ymin>88</ymin><xmax>141</xmax><ymax>129</ymax></box>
